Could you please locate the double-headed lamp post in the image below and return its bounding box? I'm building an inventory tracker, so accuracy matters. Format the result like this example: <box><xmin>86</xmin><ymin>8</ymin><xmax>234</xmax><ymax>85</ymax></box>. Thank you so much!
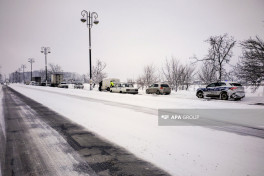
<box><xmin>80</xmin><ymin>10</ymin><xmax>99</xmax><ymax>90</ymax></box>
<box><xmin>28</xmin><ymin>58</ymin><xmax>35</xmax><ymax>81</ymax></box>
<box><xmin>41</xmin><ymin>47</ymin><xmax>51</xmax><ymax>86</ymax></box>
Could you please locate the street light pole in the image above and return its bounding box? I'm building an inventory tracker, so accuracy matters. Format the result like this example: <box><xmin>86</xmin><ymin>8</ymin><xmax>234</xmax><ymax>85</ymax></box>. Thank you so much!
<box><xmin>80</xmin><ymin>10</ymin><xmax>99</xmax><ymax>90</ymax></box>
<box><xmin>41</xmin><ymin>47</ymin><xmax>51</xmax><ymax>86</ymax></box>
<box><xmin>28</xmin><ymin>58</ymin><xmax>35</xmax><ymax>81</ymax></box>
<box><xmin>21</xmin><ymin>64</ymin><xmax>26</xmax><ymax>84</ymax></box>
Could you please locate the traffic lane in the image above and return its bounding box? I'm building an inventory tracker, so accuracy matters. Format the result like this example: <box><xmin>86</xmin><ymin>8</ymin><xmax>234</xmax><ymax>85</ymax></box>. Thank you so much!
<box><xmin>3</xmin><ymin>86</ymin><xmax>96</xmax><ymax>176</ymax></box>
<box><xmin>4</xmin><ymin>86</ymin><xmax>170</xmax><ymax>176</ymax></box>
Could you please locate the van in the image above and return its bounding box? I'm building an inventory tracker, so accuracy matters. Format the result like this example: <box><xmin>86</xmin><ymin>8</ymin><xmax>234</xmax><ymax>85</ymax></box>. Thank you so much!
<box><xmin>99</xmin><ymin>78</ymin><xmax>120</xmax><ymax>91</ymax></box>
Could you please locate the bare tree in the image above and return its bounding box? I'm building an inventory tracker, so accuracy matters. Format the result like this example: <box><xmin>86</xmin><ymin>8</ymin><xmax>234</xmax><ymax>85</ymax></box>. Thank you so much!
<box><xmin>194</xmin><ymin>34</ymin><xmax>236</xmax><ymax>81</ymax></box>
<box><xmin>163</xmin><ymin>57</ymin><xmax>185</xmax><ymax>91</ymax></box>
<box><xmin>182</xmin><ymin>65</ymin><xmax>195</xmax><ymax>90</ymax></box>
<box><xmin>89</xmin><ymin>59</ymin><xmax>107</xmax><ymax>85</ymax></box>
<box><xmin>237</xmin><ymin>36</ymin><xmax>264</xmax><ymax>90</ymax></box>
<box><xmin>198</xmin><ymin>61</ymin><xmax>217</xmax><ymax>84</ymax></box>
<box><xmin>49</xmin><ymin>63</ymin><xmax>63</xmax><ymax>74</ymax></box>
<box><xmin>142</xmin><ymin>64</ymin><xmax>157</xmax><ymax>87</ymax></box>
<box><xmin>136</xmin><ymin>76</ymin><xmax>145</xmax><ymax>89</ymax></box>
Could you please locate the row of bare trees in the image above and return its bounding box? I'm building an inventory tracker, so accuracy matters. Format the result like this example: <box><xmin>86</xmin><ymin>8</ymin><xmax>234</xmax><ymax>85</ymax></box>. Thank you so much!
<box><xmin>136</xmin><ymin>34</ymin><xmax>264</xmax><ymax>91</ymax></box>
<box><xmin>136</xmin><ymin>58</ymin><xmax>195</xmax><ymax>91</ymax></box>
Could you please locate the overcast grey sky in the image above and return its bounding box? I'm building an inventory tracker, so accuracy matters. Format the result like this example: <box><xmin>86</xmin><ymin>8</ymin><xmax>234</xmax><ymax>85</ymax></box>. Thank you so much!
<box><xmin>0</xmin><ymin>0</ymin><xmax>263</xmax><ymax>81</ymax></box>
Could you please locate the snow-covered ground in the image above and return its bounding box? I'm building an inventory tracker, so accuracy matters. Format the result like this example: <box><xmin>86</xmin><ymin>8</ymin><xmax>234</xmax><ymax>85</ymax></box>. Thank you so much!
<box><xmin>8</xmin><ymin>84</ymin><xmax>264</xmax><ymax>176</ymax></box>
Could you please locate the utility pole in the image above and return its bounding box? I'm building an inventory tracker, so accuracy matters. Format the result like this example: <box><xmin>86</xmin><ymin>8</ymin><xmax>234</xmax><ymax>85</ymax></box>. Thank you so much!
<box><xmin>21</xmin><ymin>64</ymin><xmax>26</xmax><ymax>84</ymax></box>
<box><xmin>28</xmin><ymin>58</ymin><xmax>35</xmax><ymax>81</ymax></box>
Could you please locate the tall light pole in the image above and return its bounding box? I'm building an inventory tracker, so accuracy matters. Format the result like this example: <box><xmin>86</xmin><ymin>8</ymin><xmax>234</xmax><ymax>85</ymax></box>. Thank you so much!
<box><xmin>21</xmin><ymin>64</ymin><xmax>26</xmax><ymax>84</ymax></box>
<box><xmin>28</xmin><ymin>58</ymin><xmax>35</xmax><ymax>81</ymax></box>
<box><xmin>41</xmin><ymin>47</ymin><xmax>51</xmax><ymax>86</ymax></box>
<box><xmin>80</xmin><ymin>10</ymin><xmax>99</xmax><ymax>90</ymax></box>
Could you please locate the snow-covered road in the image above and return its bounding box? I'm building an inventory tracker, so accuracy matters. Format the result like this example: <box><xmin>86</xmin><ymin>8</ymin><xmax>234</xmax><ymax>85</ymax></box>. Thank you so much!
<box><xmin>8</xmin><ymin>84</ymin><xmax>264</xmax><ymax>176</ymax></box>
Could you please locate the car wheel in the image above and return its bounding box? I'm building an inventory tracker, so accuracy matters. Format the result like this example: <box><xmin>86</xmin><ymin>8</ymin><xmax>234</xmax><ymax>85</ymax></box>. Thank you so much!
<box><xmin>146</xmin><ymin>89</ymin><xmax>150</xmax><ymax>94</ymax></box>
<box><xmin>120</xmin><ymin>91</ymin><xmax>122</xmax><ymax>93</ymax></box>
<box><xmin>156</xmin><ymin>90</ymin><xmax>160</xmax><ymax>95</ymax></box>
<box><xmin>106</xmin><ymin>87</ymin><xmax>110</xmax><ymax>91</ymax></box>
<box><xmin>110</xmin><ymin>90</ymin><xmax>113</xmax><ymax>93</ymax></box>
<box><xmin>197</xmin><ymin>91</ymin><xmax>204</xmax><ymax>98</ymax></box>
<box><xmin>220</xmin><ymin>92</ymin><xmax>228</xmax><ymax>100</ymax></box>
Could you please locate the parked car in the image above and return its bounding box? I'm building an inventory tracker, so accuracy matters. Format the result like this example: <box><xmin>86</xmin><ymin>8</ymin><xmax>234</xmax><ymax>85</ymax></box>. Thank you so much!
<box><xmin>146</xmin><ymin>83</ymin><xmax>171</xmax><ymax>95</ymax></box>
<box><xmin>196</xmin><ymin>82</ymin><xmax>245</xmax><ymax>100</ymax></box>
<box><xmin>110</xmin><ymin>83</ymin><xmax>138</xmax><ymax>94</ymax></box>
<box><xmin>40</xmin><ymin>82</ymin><xmax>51</xmax><ymax>86</ymax></box>
<box><xmin>29</xmin><ymin>81</ymin><xmax>36</xmax><ymax>85</ymax></box>
<box><xmin>58</xmin><ymin>82</ymin><xmax>69</xmax><ymax>88</ymax></box>
<box><xmin>74</xmin><ymin>83</ymin><xmax>84</xmax><ymax>89</ymax></box>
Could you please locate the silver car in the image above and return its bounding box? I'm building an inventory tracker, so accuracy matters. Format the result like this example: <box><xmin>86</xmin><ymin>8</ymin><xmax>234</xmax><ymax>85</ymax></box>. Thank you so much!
<box><xmin>196</xmin><ymin>82</ymin><xmax>245</xmax><ymax>100</ymax></box>
<box><xmin>146</xmin><ymin>83</ymin><xmax>171</xmax><ymax>95</ymax></box>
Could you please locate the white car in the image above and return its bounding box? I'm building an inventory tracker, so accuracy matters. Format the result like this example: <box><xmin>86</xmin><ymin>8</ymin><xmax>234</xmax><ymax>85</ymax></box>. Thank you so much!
<box><xmin>29</xmin><ymin>81</ymin><xmax>36</xmax><ymax>85</ymax></box>
<box><xmin>110</xmin><ymin>83</ymin><xmax>138</xmax><ymax>94</ymax></box>
<box><xmin>196</xmin><ymin>81</ymin><xmax>245</xmax><ymax>100</ymax></box>
<box><xmin>58</xmin><ymin>82</ymin><xmax>69</xmax><ymax>88</ymax></box>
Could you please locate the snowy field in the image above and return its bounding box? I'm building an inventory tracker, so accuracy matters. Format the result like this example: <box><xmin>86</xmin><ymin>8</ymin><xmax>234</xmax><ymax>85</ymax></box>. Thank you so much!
<box><xmin>7</xmin><ymin>84</ymin><xmax>264</xmax><ymax>176</ymax></box>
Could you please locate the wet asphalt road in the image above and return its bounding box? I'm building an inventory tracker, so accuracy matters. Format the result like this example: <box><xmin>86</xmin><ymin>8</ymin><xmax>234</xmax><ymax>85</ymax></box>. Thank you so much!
<box><xmin>1</xmin><ymin>86</ymin><xmax>170</xmax><ymax>176</ymax></box>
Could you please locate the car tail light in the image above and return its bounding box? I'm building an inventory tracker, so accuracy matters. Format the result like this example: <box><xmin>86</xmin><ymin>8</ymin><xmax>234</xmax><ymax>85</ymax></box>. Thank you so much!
<box><xmin>160</xmin><ymin>87</ymin><xmax>163</xmax><ymax>89</ymax></box>
<box><xmin>230</xmin><ymin>87</ymin><xmax>237</xmax><ymax>90</ymax></box>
